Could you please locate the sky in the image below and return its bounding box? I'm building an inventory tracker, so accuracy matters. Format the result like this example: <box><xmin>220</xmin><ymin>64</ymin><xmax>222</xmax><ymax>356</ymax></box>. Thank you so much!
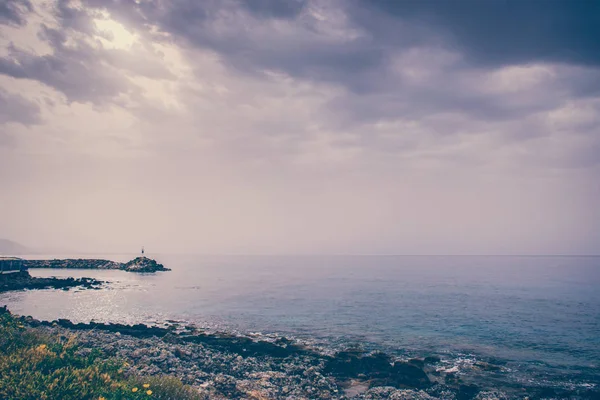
<box><xmin>0</xmin><ymin>0</ymin><xmax>599</xmax><ymax>255</ymax></box>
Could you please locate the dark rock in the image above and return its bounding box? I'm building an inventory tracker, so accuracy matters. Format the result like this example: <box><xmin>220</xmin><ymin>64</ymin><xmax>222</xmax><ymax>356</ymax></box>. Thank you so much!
<box><xmin>122</xmin><ymin>257</ymin><xmax>170</xmax><ymax>272</ymax></box>
<box><xmin>325</xmin><ymin>351</ymin><xmax>431</xmax><ymax>390</ymax></box>
<box><xmin>22</xmin><ymin>259</ymin><xmax>121</xmax><ymax>270</ymax></box>
<box><xmin>534</xmin><ymin>387</ymin><xmax>562</xmax><ymax>399</ymax></box>
<box><xmin>445</xmin><ymin>372</ymin><xmax>460</xmax><ymax>385</ymax></box>
<box><xmin>409</xmin><ymin>358</ymin><xmax>426</xmax><ymax>368</ymax></box>
<box><xmin>324</xmin><ymin>351</ymin><xmax>392</xmax><ymax>379</ymax></box>
<box><xmin>23</xmin><ymin>257</ymin><xmax>170</xmax><ymax>273</ymax></box>
<box><xmin>0</xmin><ymin>270</ymin><xmax>103</xmax><ymax>292</ymax></box>
<box><xmin>390</xmin><ymin>361</ymin><xmax>431</xmax><ymax>388</ymax></box>
<box><xmin>424</xmin><ymin>356</ymin><xmax>442</xmax><ymax>364</ymax></box>
<box><xmin>457</xmin><ymin>384</ymin><xmax>480</xmax><ymax>400</ymax></box>
<box><xmin>474</xmin><ymin>361</ymin><xmax>502</xmax><ymax>372</ymax></box>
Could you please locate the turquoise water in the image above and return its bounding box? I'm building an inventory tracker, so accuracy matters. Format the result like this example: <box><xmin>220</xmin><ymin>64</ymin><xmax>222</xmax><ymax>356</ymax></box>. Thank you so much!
<box><xmin>2</xmin><ymin>255</ymin><xmax>599</xmax><ymax>392</ymax></box>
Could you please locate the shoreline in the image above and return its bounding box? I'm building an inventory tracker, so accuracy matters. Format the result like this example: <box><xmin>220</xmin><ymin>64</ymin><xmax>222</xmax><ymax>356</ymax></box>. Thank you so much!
<box><xmin>1</xmin><ymin>258</ymin><xmax>598</xmax><ymax>399</ymax></box>
<box><xmin>3</xmin><ymin>306</ymin><xmax>597</xmax><ymax>399</ymax></box>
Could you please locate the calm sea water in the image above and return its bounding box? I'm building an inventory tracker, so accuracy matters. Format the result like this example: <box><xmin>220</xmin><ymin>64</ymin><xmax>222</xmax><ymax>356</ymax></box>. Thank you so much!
<box><xmin>2</xmin><ymin>255</ymin><xmax>599</xmax><ymax>391</ymax></box>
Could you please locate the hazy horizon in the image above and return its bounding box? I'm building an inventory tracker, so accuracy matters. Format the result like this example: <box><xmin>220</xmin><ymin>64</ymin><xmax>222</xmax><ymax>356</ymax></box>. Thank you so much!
<box><xmin>1</xmin><ymin>0</ymin><xmax>599</xmax><ymax>255</ymax></box>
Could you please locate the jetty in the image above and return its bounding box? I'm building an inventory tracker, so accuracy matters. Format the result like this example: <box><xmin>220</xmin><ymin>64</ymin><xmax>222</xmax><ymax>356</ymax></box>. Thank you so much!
<box><xmin>0</xmin><ymin>256</ymin><xmax>170</xmax><ymax>273</ymax></box>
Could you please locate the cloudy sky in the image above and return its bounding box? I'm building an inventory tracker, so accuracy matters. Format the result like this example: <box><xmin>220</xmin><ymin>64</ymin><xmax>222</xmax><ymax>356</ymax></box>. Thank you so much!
<box><xmin>1</xmin><ymin>0</ymin><xmax>599</xmax><ymax>255</ymax></box>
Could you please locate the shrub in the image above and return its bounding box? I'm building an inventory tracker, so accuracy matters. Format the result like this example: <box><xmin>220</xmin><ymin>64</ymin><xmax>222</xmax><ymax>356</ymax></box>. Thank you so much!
<box><xmin>0</xmin><ymin>310</ymin><xmax>204</xmax><ymax>400</ymax></box>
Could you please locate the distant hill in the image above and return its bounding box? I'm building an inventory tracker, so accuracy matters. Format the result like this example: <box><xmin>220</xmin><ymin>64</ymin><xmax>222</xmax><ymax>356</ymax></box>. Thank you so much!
<box><xmin>0</xmin><ymin>239</ymin><xmax>32</xmax><ymax>255</ymax></box>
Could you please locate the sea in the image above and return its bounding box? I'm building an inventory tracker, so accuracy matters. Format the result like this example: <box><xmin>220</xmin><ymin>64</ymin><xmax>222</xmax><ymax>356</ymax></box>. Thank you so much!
<box><xmin>1</xmin><ymin>254</ymin><xmax>599</xmax><ymax>395</ymax></box>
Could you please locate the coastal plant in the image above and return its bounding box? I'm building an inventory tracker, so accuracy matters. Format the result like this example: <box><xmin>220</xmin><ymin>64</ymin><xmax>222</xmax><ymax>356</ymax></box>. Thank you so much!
<box><xmin>0</xmin><ymin>309</ymin><xmax>204</xmax><ymax>400</ymax></box>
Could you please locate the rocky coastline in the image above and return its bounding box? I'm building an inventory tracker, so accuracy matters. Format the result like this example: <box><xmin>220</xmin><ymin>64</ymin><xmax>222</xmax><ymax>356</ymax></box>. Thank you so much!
<box><xmin>16</xmin><ymin>256</ymin><xmax>170</xmax><ymax>273</ymax></box>
<box><xmin>0</xmin><ymin>270</ymin><xmax>103</xmax><ymax>293</ymax></box>
<box><xmin>1</xmin><ymin>258</ymin><xmax>597</xmax><ymax>399</ymax></box>
<box><xmin>4</xmin><ymin>307</ymin><xmax>596</xmax><ymax>400</ymax></box>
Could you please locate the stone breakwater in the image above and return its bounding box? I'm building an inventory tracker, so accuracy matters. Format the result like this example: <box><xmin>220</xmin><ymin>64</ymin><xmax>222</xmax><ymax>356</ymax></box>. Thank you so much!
<box><xmin>8</xmin><ymin>311</ymin><xmax>597</xmax><ymax>400</ymax></box>
<box><xmin>0</xmin><ymin>270</ymin><xmax>103</xmax><ymax>293</ymax></box>
<box><xmin>21</xmin><ymin>256</ymin><xmax>170</xmax><ymax>273</ymax></box>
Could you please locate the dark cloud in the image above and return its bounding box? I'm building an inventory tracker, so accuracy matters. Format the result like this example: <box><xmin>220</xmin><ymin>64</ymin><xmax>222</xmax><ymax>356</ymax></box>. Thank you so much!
<box><xmin>2</xmin><ymin>0</ymin><xmax>600</xmax><ymax>142</ymax></box>
<box><xmin>54</xmin><ymin>0</ymin><xmax>97</xmax><ymax>34</ymax></box>
<box><xmin>70</xmin><ymin>0</ymin><xmax>600</xmax><ymax>155</ymax></box>
<box><xmin>83</xmin><ymin>0</ymin><xmax>395</xmax><ymax>91</ymax></box>
<box><xmin>0</xmin><ymin>88</ymin><xmax>41</xmax><ymax>126</ymax></box>
<box><xmin>361</xmin><ymin>0</ymin><xmax>600</xmax><ymax>67</ymax></box>
<box><xmin>82</xmin><ymin>0</ymin><xmax>600</xmax><ymax>102</ymax></box>
<box><xmin>0</xmin><ymin>0</ymin><xmax>33</xmax><ymax>26</ymax></box>
<box><xmin>87</xmin><ymin>0</ymin><xmax>600</xmax><ymax>81</ymax></box>
<box><xmin>240</xmin><ymin>0</ymin><xmax>307</xmax><ymax>19</ymax></box>
<box><xmin>0</xmin><ymin>0</ymin><xmax>131</xmax><ymax>104</ymax></box>
<box><xmin>0</xmin><ymin>1</ymin><xmax>174</xmax><ymax>104</ymax></box>
<box><xmin>0</xmin><ymin>31</ymin><xmax>133</xmax><ymax>104</ymax></box>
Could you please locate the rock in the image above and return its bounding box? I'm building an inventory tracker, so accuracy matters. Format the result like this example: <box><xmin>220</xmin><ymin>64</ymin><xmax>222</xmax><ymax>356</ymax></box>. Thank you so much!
<box><xmin>409</xmin><ymin>358</ymin><xmax>426</xmax><ymax>368</ymax></box>
<box><xmin>0</xmin><ymin>270</ymin><xmax>103</xmax><ymax>292</ymax></box>
<box><xmin>22</xmin><ymin>257</ymin><xmax>170</xmax><ymax>273</ymax></box>
<box><xmin>424</xmin><ymin>356</ymin><xmax>441</xmax><ymax>364</ymax></box>
<box><xmin>22</xmin><ymin>259</ymin><xmax>122</xmax><ymax>270</ymax></box>
<box><xmin>325</xmin><ymin>351</ymin><xmax>431</xmax><ymax>391</ymax></box>
<box><xmin>474</xmin><ymin>390</ymin><xmax>510</xmax><ymax>400</ymax></box>
<box><xmin>11</xmin><ymin>306</ymin><xmax>576</xmax><ymax>400</ymax></box>
<box><xmin>389</xmin><ymin>361</ymin><xmax>431</xmax><ymax>389</ymax></box>
<box><xmin>363</xmin><ymin>387</ymin><xmax>435</xmax><ymax>400</ymax></box>
<box><xmin>474</xmin><ymin>362</ymin><xmax>502</xmax><ymax>372</ymax></box>
<box><xmin>122</xmin><ymin>257</ymin><xmax>170</xmax><ymax>272</ymax></box>
<box><xmin>457</xmin><ymin>384</ymin><xmax>480</xmax><ymax>400</ymax></box>
<box><xmin>445</xmin><ymin>372</ymin><xmax>460</xmax><ymax>385</ymax></box>
<box><xmin>324</xmin><ymin>351</ymin><xmax>393</xmax><ymax>379</ymax></box>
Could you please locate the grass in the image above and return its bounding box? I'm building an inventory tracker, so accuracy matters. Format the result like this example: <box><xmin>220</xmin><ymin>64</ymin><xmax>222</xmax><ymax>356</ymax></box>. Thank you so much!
<box><xmin>0</xmin><ymin>309</ymin><xmax>204</xmax><ymax>400</ymax></box>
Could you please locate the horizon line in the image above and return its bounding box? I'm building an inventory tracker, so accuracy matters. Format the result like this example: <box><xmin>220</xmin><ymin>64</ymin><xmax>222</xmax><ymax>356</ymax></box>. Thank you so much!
<box><xmin>6</xmin><ymin>252</ymin><xmax>600</xmax><ymax>258</ymax></box>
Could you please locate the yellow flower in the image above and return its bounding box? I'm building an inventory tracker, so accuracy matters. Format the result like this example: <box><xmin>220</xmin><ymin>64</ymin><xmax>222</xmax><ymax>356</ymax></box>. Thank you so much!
<box><xmin>99</xmin><ymin>397</ymin><xmax>106</xmax><ymax>400</ymax></box>
<box><xmin>143</xmin><ymin>383</ymin><xmax>150</xmax><ymax>388</ymax></box>
<box><xmin>132</xmin><ymin>387</ymin><xmax>138</xmax><ymax>392</ymax></box>
<box><xmin>146</xmin><ymin>390</ymin><xmax>152</xmax><ymax>395</ymax></box>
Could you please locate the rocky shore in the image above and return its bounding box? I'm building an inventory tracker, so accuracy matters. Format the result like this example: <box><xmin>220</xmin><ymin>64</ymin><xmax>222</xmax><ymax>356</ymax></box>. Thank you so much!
<box><xmin>6</xmin><ymin>308</ymin><xmax>597</xmax><ymax>400</ymax></box>
<box><xmin>20</xmin><ymin>256</ymin><xmax>170</xmax><ymax>273</ymax></box>
<box><xmin>0</xmin><ymin>270</ymin><xmax>103</xmax><ymax>293</ymax></box>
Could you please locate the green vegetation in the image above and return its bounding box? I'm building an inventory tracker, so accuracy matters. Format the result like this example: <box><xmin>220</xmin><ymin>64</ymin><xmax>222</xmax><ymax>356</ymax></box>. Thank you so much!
<box><xmin>0</xmin><ymin>309</ymin><xmax>203</xmax><ymax>400</ymax></box>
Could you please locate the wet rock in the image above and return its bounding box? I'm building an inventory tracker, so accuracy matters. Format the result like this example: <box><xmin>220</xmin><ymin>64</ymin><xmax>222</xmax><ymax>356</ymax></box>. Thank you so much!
<box><xmin>474</xmin><ymin>362</ymin><xmax>502</xmax><ymax>372</ymax></box>
<box><xmin>325</xmin><ymin>351</ymin><xmax>431</xmax><ymax>390</ymax></box>
<box><xmin>325</xmin><ymin>351</ymin><xmax>393</xmax><ymax>379</ymax></box>
<box><xmin>445</xmin><ymin>372</ymin><xmax>460</xmax><ymax>385</ymax></box>
<box><xmin>424</xmin><ymin>356</ymin><xmax>442</xmax><ymax>364</ymax></box>
<box><xmin>388</xmin><ymin>361</ymin><xmax>431</xmax><ymax>389</ymax></box>
<box><xmin>0</xmin><ymin>270</ymin><xmax>103</xmax><ymax>292</ymax></box>
<box><xmin>408</xmin><ymin>358</ymin><xmax>426</xmax><ymax>368</ymax></box>
<box><xmin>457</xmin><ymin>383</ymin><xmax>480</xmax><ymax>400</ymax></box>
